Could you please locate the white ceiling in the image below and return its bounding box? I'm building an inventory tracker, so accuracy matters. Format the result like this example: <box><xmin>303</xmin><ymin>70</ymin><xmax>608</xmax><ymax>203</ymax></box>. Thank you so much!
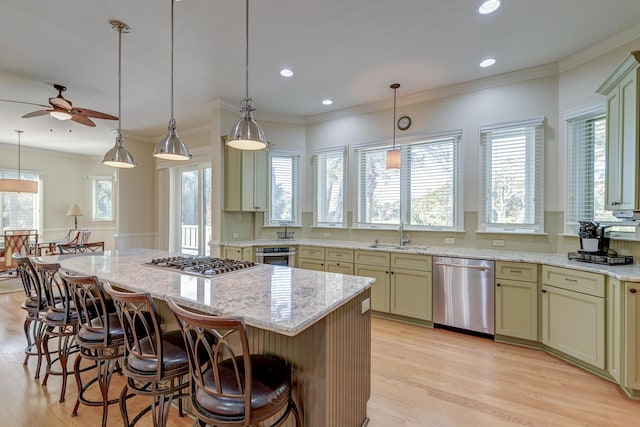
<box><xmin>1</xmin><ymin>0</ymin><xmax>640</xmax><ymax>156</ymax></box>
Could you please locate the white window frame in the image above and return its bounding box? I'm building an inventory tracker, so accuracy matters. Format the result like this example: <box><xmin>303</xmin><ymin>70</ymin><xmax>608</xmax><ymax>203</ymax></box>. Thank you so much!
<box><xmin>479</xmin><ymin>117</ymin><xmax>544</xmax><ymax>234</ymax></box>
<box><xmin>354</xmin><ymin>130</ymin><xmax>462</xmax><ymax>231</ymax></box>
<box><xmin>312</xmin><ymin>147</ymin><xmax>347</xmax><ymax>228</ymax></box>
<box><xmin>89</xmin><ymin>175</ymin><xmax>115</xmax><ymax>222</ymax></box>
<box><xmin>265</xmin><ymin>151</ymin><xmax>301</xmax><ymax>227</ymax></box>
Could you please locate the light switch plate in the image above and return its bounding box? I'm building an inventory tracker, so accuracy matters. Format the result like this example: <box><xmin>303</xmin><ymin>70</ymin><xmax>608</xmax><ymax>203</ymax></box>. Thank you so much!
<box><xmin>444</xmin><ymin>237</ymin><xmax>455</xmax><ymax>244</ymax></box>
<box><xmin>493</xmin><ymin>239</ymin><xmax>505</xmax><ymax>247</ymax></box>
<box><xmin>232</xmin><ymin>233</ymin><xmax>239</xmax><ymax>238</ymax></box>
<box><xmin>323</xmin><ymin>233</ymin><xmax>330</xmax><ymax>238</ymax></box>
<box><xmin>361</xmin><ymin>298</ymin><xmax>371</xmax><ymax>313</ymax></box>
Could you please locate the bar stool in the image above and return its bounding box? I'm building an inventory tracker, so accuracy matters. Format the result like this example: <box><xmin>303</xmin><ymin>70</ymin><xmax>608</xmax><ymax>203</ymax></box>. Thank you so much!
<box><xmin>32</xmin><ymin>259</ymin><xmax>80</xmax><ymax>403</ymax></box>
<box><xmin>168</xmin><ymin>300</ymin><xmax>301</xmax><ymax>427</ymax></box>
<box><xmin>60</xmin><ymin>271</ymin><xmax>124</xmax><ymax>427</ymax></box>
<box><xmin>14</xmin><ymin>254</ymin><xmax>48</xmax><ymax>378</ymax></box>
<box><xmin>104</xmin><ymin>283</ymin><xmax>190</xmax><ymax>427</ymax></box>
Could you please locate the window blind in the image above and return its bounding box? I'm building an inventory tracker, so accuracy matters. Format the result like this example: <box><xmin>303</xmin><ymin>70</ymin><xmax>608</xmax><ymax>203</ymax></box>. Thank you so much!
<box><xmin>355</xmin><ymin>130</ymin><xmax>461</xmax><ymax>230</ymax></box>
<box><xmin>479</xmin><ymin>117</ymin><xmax>544</xmax><ymax>233</ymax></box>
<box><xmin>312</xmin><ymin>147</ymin><xmax>346</xmax><ymax>227</ymax></box>
<box><xmin>268</xmin><ymin>153</ymin><xmax>300</xmax><ymax>225</ymax></box>
<box><xmin>0</xmin><ymin>169</ymin><xmax>40</xmax><ymax>230</ymax></box>
<box><xmin>565</xmin><ymin>105</ymin><xmax>613</xmax><ymax>233</ymax></box>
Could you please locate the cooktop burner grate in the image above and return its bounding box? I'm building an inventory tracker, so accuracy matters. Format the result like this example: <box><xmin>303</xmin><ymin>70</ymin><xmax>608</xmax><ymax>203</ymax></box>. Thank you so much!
<box><xmin>144</xmin><ymin>256</ymin><xmax>256</xmax><ymax>277</ymax></box>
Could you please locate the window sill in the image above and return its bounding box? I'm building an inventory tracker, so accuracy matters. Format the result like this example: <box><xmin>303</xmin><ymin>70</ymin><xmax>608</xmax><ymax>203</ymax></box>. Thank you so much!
<box><xmin>476</xmin><ymin>230</ymin><xmax>548</xmax><ymax>236</ymax></box>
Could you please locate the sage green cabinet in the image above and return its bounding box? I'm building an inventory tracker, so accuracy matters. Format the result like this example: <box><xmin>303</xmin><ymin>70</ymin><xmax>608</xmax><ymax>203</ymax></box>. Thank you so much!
<box><xmin>495</xmin><ymin>261</ymin><xmax>538</xmax><ymax>341</ymax></box>
<box><xmin>607</xmin><ymin>278</ymin><xmax>623</xmax><ymax>383</ymax></box>
<box><xmin>297</xmin><ymin>246</ymin><xmax>354</xmax><ymax>274</ymax></box>
<box><xmin>597</xmin><ymin>51</ymin><xmax>640</xmax><ymax>210</ymax></box>
<box><xmin>354</xmin><ymin>263</ymin><xmax>390</xmax><ymax>312</ymax></box>
<box><xmin>624</xmin><ymin>281</ymin><xmax>640</xmax><ymax>391</ymax></box>
<box><xmin>541</xmin><ymin>266</ymin><xmax>605</xmax><ymax>370</ymax></box>
<box><xmin>224</xmin><ymin>147</ymin><xmax>267</xmax><ymax>212</ymax></box>
<box><xmin>221</xmin><ymin>245</ymin><xmax>252</xmax><ymax>261</ymax></box>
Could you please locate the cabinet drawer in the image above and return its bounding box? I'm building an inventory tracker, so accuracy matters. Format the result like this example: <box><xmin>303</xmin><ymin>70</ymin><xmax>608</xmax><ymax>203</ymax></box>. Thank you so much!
<box><xmin>298</xmin><ymin>246</ymin><xmax>325</xmax><ymax>260</ymax></box>
<box><xmin>390</xmin><ymin>253</ymin><xmax>432</xmax><ymax>272</ymax></box>
<box><xmin>542</xmin><ymin>266</ymin><xmax>604</xmax><ymax>298</ymax></box>
<box><xmin>496</xmin><ymin>261</ymin><xmax>538</xmax><ymax>283</ymax></box>
<box><xmin>354</xmin><ymin>250</ymin><xmax>390</xmax><ymax>267</ymax></box>
<box><xmin>325</xmin><ymin>248</ymin><xmax>354</xmax><ymax>263</ymax></box>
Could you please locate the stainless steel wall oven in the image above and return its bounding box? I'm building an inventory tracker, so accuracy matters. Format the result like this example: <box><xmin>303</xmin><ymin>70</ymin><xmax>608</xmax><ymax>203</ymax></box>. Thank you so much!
<box><xmin>255</xmin><ymin>247</ymin><xmax>296</xmax><ymax>267</ymax></box>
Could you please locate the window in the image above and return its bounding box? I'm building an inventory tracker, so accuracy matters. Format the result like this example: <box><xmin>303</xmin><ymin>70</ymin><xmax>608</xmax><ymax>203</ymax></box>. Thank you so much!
<box><xmin>0</xmin><ymin>170</ymin><xmax>40</xmax><ymax>231</ymax></box>
<box><xmin>91</xmin><ymin>176</ymin><xmax>114</xmax><ymax>222</ymax></box>
<box><xmin>565</xmin><ymin>106</ymin><xmax>616</xmax><ymax>233</ymax></box>
<box><xmin>479</xmin><ymin>117</ymin><xmax>544</xmax><ymax>233</ymax></box>
<box><xmin>355</xmin><ymin>131</ymin><xmax>462</xmax><ymax>230</ymax></box>
<box><xmin>266</xmin><ymin>153</ymin><xmax>300</xmax><ymax>226</ymax></box>
<box><xmin>313</xmin><ymin>147</ymin><xmax>346</xmax><ymax>227</ymax></box>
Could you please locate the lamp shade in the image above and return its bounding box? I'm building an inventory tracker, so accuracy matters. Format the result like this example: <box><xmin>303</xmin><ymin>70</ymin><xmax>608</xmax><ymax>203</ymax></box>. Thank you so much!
<box><xmin>0</xmin><ymin>178</ymin><xmax>38</xmax><ymax>193</ymax></box>
<box><xmin>227</xmin><ymin>99</ymin><xmax>268</xmax><ymax>150</ymax></box>
<box><xmin>386</xmin><ymin>149</ymin><xmax>401</xmax><ymax>169</ymax></box>
<box><xmin>66</xmin><ymin>204</ymin><xmax>84</xmax><ymax>217</ymax></box>
<box><xmin>153</xmin><ymin>118</ymin><xmax>192</xmax><ymax>160</ymax></box>
<box><xmin>103</xmin><ymin>135</ymin><xmax>136</xmax><ymax>168</ymax></box>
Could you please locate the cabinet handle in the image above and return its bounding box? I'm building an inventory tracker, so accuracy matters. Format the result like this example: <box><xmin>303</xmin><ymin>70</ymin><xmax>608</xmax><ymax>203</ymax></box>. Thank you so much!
<box><xmin>631</xmin><ymin>289</ymin><xmax>637</xmax><ymax>294</ymax></box>
<box><xmin>496</xmin><ymin>283</ymin><xmax>501</xmax><ymax>287</ymax></box>
<box><xmin>509</xmin><ymin>269</ymin><xmax>522</xmax><ymax>273</ymax></box>
<box><xmin>385</xmin><ymin>271</ymin><xmax>389</xmax><ymax>274</ymax></box>
<box><xmin>541</xmin><ymin>289</ymin><xmax>547</xmax><ymax>293</ymax></box>
<box><xmin>564</xmin><ymin>278</ymin><xmax>578</xmax><ymax>282</ymax></box>
<box><xmin>611</xmin><ymin>201</ymin><xmax>621</xmax><ymax>206</ymax></box>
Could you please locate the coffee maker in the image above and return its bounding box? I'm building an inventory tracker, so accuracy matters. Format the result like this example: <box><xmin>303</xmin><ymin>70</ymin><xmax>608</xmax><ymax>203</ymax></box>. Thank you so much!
<box><xmin>578</xmin><ymin>221</ymin><xmax>610</xmax><ymax>254</ymax></box>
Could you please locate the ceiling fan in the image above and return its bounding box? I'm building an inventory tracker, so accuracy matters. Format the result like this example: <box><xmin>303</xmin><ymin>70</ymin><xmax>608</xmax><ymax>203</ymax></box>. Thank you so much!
<box><xmin>15</xmin><ymin>84</ymin><xmax>118</xmax><ymax>127</ymax></box>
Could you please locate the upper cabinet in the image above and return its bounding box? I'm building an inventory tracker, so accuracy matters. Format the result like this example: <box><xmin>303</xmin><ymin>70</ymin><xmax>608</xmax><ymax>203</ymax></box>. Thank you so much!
<box><xmin>224</xmin><ymin>146</ymin><xmax>268</xmax><ymax>212</ymax></box>
<box><xmin>597</xmin><ymin>51</ymin><xmax>640</xmax><ymax>211</ymax></box>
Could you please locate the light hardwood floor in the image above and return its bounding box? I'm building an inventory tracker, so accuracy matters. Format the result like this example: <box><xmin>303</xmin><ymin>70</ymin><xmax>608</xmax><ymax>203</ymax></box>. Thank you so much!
<box><xmin>1</xmin><ymin>290</ymin><xmax>639</xmax><ymax>426</ymax></box>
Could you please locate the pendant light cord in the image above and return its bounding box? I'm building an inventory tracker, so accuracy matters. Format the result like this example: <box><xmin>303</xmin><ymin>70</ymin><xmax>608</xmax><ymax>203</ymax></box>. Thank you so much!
<box><xmin>245</xmin><ymin>0</ymin><xmax>250</xmax><ymax>101</ymax></box>
<box><xmin>391</xmin><ymin>83</ymin><xmax>400</xmax><ymax>149</ymax></box>
<box><xmin>118</xmin><ymin>25</ymin><xmax>123</xmax><ymax>143</ymax></box>
<box><xmin>16</xmin><ymin>130</ymin><xmax>23</xmax><ymax>178</ymax></box>
<box><xmin>170</xmin><ymin>0</ymin><xmax>175</xmax><ymax>120</ymax></box>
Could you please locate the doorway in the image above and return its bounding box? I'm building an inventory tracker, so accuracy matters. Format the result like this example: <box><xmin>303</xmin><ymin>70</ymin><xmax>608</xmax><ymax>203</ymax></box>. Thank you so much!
<box><xmin>172</xmin><ymin>164</ymin><xmax>211</xmax><ymax>255</ymax></box>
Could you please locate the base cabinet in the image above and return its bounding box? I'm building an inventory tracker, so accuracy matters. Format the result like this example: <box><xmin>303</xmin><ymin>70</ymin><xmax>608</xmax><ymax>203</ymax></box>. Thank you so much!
<box><xmin>625</xmin><ymin>281</ymin><xmax>640</xmax><ymax>391</ymax></box>
<box><xmin>221</xmin><ymin>245</ymin><xmax>252</xmax><ymax>261</ymax></box>
<box><xmin>298</xmin><ymin>246</ymin><xmax>354</xmax><ymax>274</ymax></box>
<box><xmin>354</xmin><ymin>263</ymin><xmax>390</xmax><ymax>312</ymax></box>
<box><xmin>541</xmin><ymin>266</ymin><xmax>605</xmax><ymax>370</ymax></box>
<box><xmin>608</xmin><ymin>278</ymin><xmax>623</xmax><ymax>383</ymax></box>
<box><xmin>495</xmin><ymin>262</ymin><xmax>538</xmax><ymax>341</ymax></box>
<box><xmin>390</xmin><ymin>268</ymin><xmax>432</xmax><ymax>320</ymax></box>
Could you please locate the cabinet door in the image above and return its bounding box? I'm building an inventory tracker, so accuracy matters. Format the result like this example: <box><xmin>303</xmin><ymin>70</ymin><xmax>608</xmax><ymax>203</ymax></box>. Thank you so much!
<box><xmin>325</xmin><ymin>261</ymin><xmax>353</xmax><ymax>275</ymax></box>
<box><xmin>390</xmin><ymin>269</ymin><xmax>432</xmax><ymax>320</ymax></box>
<box><xmin>241</xmin><ymin>150</ymin><xmax>267</xmax><ymax>212</ymax></box>
<box><xmin>355</xmin><ymin>264</ymin><xmax>390</xmax><ymax>313</ymax></box>
<box><xmin>298</xmin><ymin>258</ymin><xmax>325</xmax><ymax>272</ymax></box>
<box><xmin>625</xmin><ymin>282</ymin><xmax>640</xmax><ymax>390</ymax></box>
<box><xmin>495</xmin><ymin>279</ymin><xmax>537</xmax><ymax>341</ymax></box>
<box><xmin>607</xmin><ymin>278</ymin><xmax>623</xmax><ymax>382</ymax></box>
<box><xmin>222</xmin><ymin>246</ymin><xmax>243</xmax><ymax>261</ymax></box>
<box><xmin>299</xmin><ymin>246</ymin><xmax>325</xmax><ymax>260</ymax></box>
<box><xmin>542</xmin><ymin>285</ymin><xmax>605</xmax><ymax>369</ymax></box>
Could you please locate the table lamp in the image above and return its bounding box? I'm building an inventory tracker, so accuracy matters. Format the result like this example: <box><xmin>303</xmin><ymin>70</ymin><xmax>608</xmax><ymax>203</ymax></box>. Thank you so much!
<box><xmin>66</xmin><ymin>203</ymin><xmax>84</xmax><ymax>229</ymax></box>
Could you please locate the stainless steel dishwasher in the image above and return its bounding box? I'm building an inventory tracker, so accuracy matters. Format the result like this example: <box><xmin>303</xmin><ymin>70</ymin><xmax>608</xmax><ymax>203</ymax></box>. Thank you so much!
<box><xmin>432</xmin><ymin>257</ymin><xmax>495</xmax><ymax>335</ymax></box>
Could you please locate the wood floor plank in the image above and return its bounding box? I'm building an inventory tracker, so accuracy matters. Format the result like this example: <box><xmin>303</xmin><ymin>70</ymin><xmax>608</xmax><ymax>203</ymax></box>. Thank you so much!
<box><xmin>1</xmin><ymin>292</ymin><xmax>639</xmax><ymax>426</ymax></box>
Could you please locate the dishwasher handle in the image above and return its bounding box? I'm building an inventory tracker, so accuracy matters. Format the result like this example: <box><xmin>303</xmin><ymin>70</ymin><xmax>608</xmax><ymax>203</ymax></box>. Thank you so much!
<box><xmin>433</xmin><ymin>261</ymin><xmax>492</xmax><ymax>270</ymax></box>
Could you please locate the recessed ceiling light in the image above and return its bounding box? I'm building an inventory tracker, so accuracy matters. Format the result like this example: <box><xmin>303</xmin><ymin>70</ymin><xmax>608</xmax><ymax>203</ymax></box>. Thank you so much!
<box><xmin>480</xmin><ymin>58</ymin><xmax>496</xmax><ymax>68</ymax></box>
<box><xmin>478</xmin><ymin>0</ymin><xmax>501</xmax><ymax>15</ymax></box>
<box><xmin>280</xmin><ymin>68</ymin><xmax>294</xmax><ymax>77</ymax></box>
<box><xmin>322</xmin><ymin>99</ymin><xmax>333</xmax><ymax>105</ymax></box>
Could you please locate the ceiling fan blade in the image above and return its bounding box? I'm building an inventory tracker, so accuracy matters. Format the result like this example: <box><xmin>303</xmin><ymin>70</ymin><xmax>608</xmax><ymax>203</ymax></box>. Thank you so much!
<box><xmin>70</xmin><ymin>114</ymin><xmax>96</xmax><ymax>127</ymax></box>
<box><xmin>71</xmin><ymin>107</ymin><xmax>118</xmax><ymax>120</ymax></box>
<box><xmin>22</xmin><ymin>109</ymin><xmax>53</xmax><ymax>118</ymax></box>
<box><xmin>49</xmin><ymin>96</ymin><xmax>72</xmax><ymax>110</ymax></box>
<box><xmin>0</xmin><ymin>99</ymin><xmax>50</xmax><ymax>109</ymax></box>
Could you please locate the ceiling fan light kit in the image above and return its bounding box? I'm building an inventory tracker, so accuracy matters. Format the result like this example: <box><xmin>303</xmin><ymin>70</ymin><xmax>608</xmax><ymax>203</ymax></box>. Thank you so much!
<box><xmin>153</xmin><ymin>0</ymin><xmax>191</xmax><ymax>161</ymax></box>
<box><xmin>227</xmin><ymin>0</ymin><xmax>268</xmax><ymax>151</ymax></box>
<box><xmin>103</xmin><ymin>20</ymin><xmax>136</xmax><ymax>169</ymax></box>
<box><xmin>0</xmin><ymin>130</ymin><xmax>38</xmax><ymax>193</ymax></box>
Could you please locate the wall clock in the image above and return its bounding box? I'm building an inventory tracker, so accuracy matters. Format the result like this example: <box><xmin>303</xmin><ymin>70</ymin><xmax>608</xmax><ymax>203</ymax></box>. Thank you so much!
<box><xmin>397</xmin><ymin>116</ymin><xmax>411</xmax><ymax>130</ymax></box>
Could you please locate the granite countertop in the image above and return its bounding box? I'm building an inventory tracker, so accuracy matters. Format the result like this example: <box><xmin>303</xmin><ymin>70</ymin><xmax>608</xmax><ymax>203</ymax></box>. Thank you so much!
<box><xmin>50</xmin><ymin>248</ymin><xmax>374</xmax><ymax>337</ymax></box>
<box><xmin>222</xmin><ymin>238</ymin><xmax>640</xmax><ymax>282</ymax></box>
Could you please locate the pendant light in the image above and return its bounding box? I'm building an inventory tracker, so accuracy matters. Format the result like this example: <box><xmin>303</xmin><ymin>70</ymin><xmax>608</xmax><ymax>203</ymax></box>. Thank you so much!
<box><xmin>386</xmin><ymin>83</ymin><xmax>401</xmax><ymax>169</ymax></box>
<box><xmin>0</xmin><ymin>130</ymin><xmax>38</xmax><ymax>193</ymax></box>
<box><xmin>153</xmin><ymin>0</ymin><xmax>192</xmax><ymax>161</ymax></box>
<box><xmin>103</xmin><ymin>20</ymin><xmax>136</xmax><ymax>169</ymax></box>
<box><xmin>227</xmin><ymin>0</ymin><xmax>268</xmax><ymax>150</ymax></box>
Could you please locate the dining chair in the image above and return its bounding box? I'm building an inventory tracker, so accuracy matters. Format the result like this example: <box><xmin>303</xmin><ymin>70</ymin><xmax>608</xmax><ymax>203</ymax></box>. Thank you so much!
<box><xmin>168</xmin><ymin>300</ymin><xmax>301</xmax><ymax>427</ymax></box>
<box><xmin>104</xmin><ymin>283</ymin><xmax>190</xmax><ymax>427</ymax></box>
<box><xmin>0</xmin><ymin>230</ymin><xmax>39</xmax><ymax>276</ymax></box>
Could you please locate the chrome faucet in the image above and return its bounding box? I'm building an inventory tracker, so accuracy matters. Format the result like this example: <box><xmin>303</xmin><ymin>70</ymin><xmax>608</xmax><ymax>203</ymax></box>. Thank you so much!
<box><xmin>399</xmin><ymin>221</ymin><xmax>410</xmax><ymax>246</ymax></box>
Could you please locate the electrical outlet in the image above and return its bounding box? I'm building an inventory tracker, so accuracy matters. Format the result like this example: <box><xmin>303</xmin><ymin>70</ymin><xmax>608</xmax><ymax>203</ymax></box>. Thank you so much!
<box><xmin>232</xmin><ymin>233</ymin><xmax>239</xmax><ymax>239</ymax></box>
<box><xmin>492</xmin><ymin>239</ymin><xmax>505</xmax><ymax>247</ymax></box>
<box><xmin>323</xmin><ymin>233</ymin><xmax>330</xmax><ymax>238</ymax></box>
<box><xmin>361</xmin><ymin>298</ymin><xmax>371</xmax><ymax>314</ymax></box>
<box><xmin>444</xmin><ymin>237</ymin><xmax>455</xmax><ymax>244</ymax></box>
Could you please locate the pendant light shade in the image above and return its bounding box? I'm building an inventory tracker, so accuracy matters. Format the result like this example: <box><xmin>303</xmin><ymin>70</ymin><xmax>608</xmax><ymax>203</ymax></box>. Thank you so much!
<box><xmin>386</xmin><ymin>83</ymin><xmax>401</xmax><ymax>169</ymax></box>
<box><xmin>103</xmin><ymin>20</ymin><xmax>136</xmax><ymax>169</ymax></box>
<box><xmin>0</xmin><ymin>130</ymin><xmax>38</xmax><ymax>193</ymax></box>
<box><xmin>227</xmin><ymin>0</ymin><xmax>268</xmax><ymax>151</ymax></box>
<box><xmin>153</xmin><ymin>0</ymin><xmax>191</xmax><ymax>161</ymax></box>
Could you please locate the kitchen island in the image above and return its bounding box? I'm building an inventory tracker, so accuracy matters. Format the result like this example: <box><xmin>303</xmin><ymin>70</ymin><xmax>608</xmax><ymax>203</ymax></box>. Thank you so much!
<box><xmin>53</xmin><ymin>248</ymin><xmax>374</xmax><ymax>427</ymax></box>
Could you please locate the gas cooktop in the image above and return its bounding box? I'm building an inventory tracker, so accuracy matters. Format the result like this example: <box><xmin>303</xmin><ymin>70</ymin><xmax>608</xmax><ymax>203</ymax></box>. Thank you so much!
<box><xmin>144</xmin><ymin>256</ymin><xmax>256</xmax><ymax>277</ymax></box>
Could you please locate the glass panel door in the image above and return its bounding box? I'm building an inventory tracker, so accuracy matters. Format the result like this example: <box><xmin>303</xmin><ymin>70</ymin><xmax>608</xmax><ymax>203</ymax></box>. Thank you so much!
<box><xmin>173</xmin><ymin>164</ymin><xmax>211</xmax><ymax>256</ymax></box>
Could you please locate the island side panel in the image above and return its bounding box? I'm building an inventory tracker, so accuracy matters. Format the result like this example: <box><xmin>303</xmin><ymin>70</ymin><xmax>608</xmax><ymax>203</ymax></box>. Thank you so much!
<box><xmin>247</xmin><ymin>288</ymin><xmax>371</xmax><ymax>427</ymax></box>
